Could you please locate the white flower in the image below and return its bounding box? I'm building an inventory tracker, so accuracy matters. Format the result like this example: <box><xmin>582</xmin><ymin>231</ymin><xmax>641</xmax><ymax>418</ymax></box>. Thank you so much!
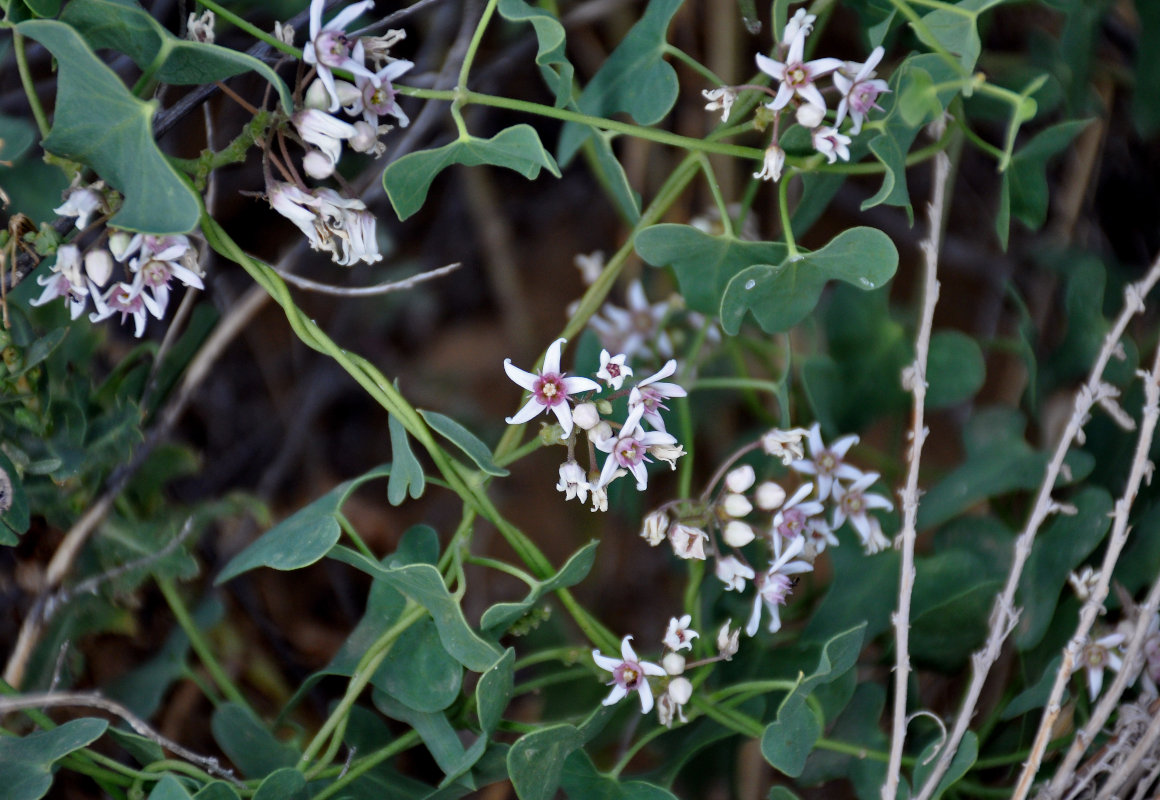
<box><xmin>725</xmin><ymin>465</ymin><xmax>755</xmax><ymax>493</ymax></box>
<box><xmin>772</xmin><ymin>483</ymin><xmax>824</xmax><ymax>540</ymax></box>
<box><xmin>1081</xmin><ymin>631</ymin><xmax>1125</xmax><ymax>700</ymax></box>
<box><xmin>348</xmin><ymin>40</ymin><xmax>413</xmax><ymax>128</ymax></box>
<box><xmin>597</xmin><ymin>349</ymin><xmax>633</xmax><ymax>390</ymax></box>
<box><xmin>756</xmin><ymin>33</ymin><xmax>843</xmax><ymax>112</ymax></box>
<box><xmin>127</xmin><ymin>235</ymin><xmax>203</xmax><ymax>317</ymax></box>
<box><xmin>594</xmin><ymin>402</ymin><xmax>679</xmax><ymax>490</ymax></box>
<box><xmin>702</xmin><ymin>87</ymin><xmax>737</xmax><ymax>122</ymax></box>
<box><xmin>716</xmin><ymin>621</ymin><xmax>741</xmax><ymax>659</ymax></box>
<box><xmin>293</xmin><ymin>108</ymin><xmax>358</xmax><ymax>171</ymax></box>
<box><xmin>349</xmin><ymin>120</ymin><xmax>387</xmax><ymax>156</ymax></box>
<box><xmin>359</xmin><ymin>28</ymin><xmax>407</xmax><ymax>70</ymax></box>
<box><xmin>649</xmin><ymin>442</ymin><xmax>685</xmax><ymax>469</ymax></box>
<box><xmin>831</xmin><ymin>471</ymin><xmax>894</xmax><ymax>552</ymax></box>
<box><xmin>791</xmin><ymin>423</ymin><xmax>862</xmax><ymax>500</ymax></box>
<box><xmin>572</xmin><ymin>402</ymin><xmax>601</xmax><ymax>431</ymax></box>
<box><xmin>641</xmin><ymin>510</ymin><xmax>669</xmax><ymax>546</ymax></box>
<box><xmin>556</xmin><ymin>460</ymin><xmax>589</xmax><ymax>504</ymax></box>
<box><xmin>629</xmin><ymin>362</ymin><xmax>687</xmax><ymax>433</ymax></box>
<box><xmin>723</xmin><ymin>520</ymin><xmax>756</xmax><ymax>548</ymax></box>
<box><xmin>1068</xmin><ymin>567</ymin><xmax>1101</xmax><ymax>601</ymax></box>
<box><xmin>186</xmin><ymin>9</ymin><xmax>215</xmax><ymax>43</ymax></box>
<box><xmin>657</xmin><ymin>677</ymin><xmax>692</xmax><ymax>727</ymax></box>
<box><xmin>54</xmin><ymin>185</ymin><xmax>103</xmax><ymax>230</ymax></box>
<box><xmin>574</xmin><ymin>251</ymin><xmax>604</xmax><ymax>285</ymax></box>
<box><xmin>305</xmin><ymin>77</ymin><xmax>361</xmax><ymax>111</ymax></box>
<box><xmin>754</xmin><ymin>143</ymin><xmax>786</xmax><ymax>182</ymax></box>
<box><xmin>669</xmin><ymin>524</ymin><xmax>708</xmax><ymax>560</ymax></box>
<box><xmin>302</xmin><ymin>0</ymin><xmax>379</xmax><ymax>112</ymax></box>
<box><xmin>590</xmin><ymin>481</ymin><xmax>613</xmax><ymax>513</ymax></box>
<box><xmin>504</xmin><ymin>338</ymin><xmax>600</xmax><ymax>439</ymax></box>
<box><xmin>89</xmin><ymin>273</ymin><xmax>163</xmax><ymax>337</ymax></box>
<box><xmin>781</xmin><ymin>8</ymin><xmax>816</xmax><ymax>45</ymax></box>
<box><xmin>747</xmin><ymin>534</ymin><xmax>813</xmax><ymax>636</ymax></box>
<box><xmin>834</xmin><ymin>47</ymin><xmax>890</xmax><ymax>135</ymax></box>
<box><xmin>716</xmin><ymin>556</ymin><xmax>755</xmax><ymax>592</ymax></box>
<box><xmin>811</xmin><ymin>126</ymin><xmax>852</xmax><ymax>164</ymax></box>
<box><xmin>592</xmin><ymin>636</ymin><xmax>667</xmax><ymax>714</ymax></box>
<box><xmin>755</xmin><ymin>481</ymin><xmax>787</xmax><ymax>510</ymax></box>
<box><xmin>30</xmin><ymin>245</ymin><xmax>89</xmax><ymax>319</ymax></box>
<box><xmin>663</xmin><ymin>615</ymin><xmax>699</xmax><ymax>652</ymax></box>
<box><xmin>762</xmin><ymin>427</ymin><xmax>809</xmax><ymax>465</ymax></box>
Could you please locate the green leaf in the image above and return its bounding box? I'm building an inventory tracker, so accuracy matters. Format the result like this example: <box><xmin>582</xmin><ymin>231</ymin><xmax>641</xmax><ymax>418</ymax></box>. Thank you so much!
<box><xmin>497</xmin><ymin>0</ymin><xmax>574</xmax><ymax>107</ymax></box>
<box><xmin>719</xmin><ymin>227</ymin><xmax>899</xmax><ymax>334</ymax></box>
<box><xmin>216</xmin><ymin>465</ymin><xmax>392</xmax><ymax>582</ymax></box>
<box><xmin>330</xmin><ymin>546</ymin><xmax>502</xmax><ymax>671</ymax></box>
<box><xmin>635</xmin><ymin>224</ymin><xmax>788</xmax><ymax>315</ymax></box>
<box><xmin>0</xmin><ymin>112</ymin><xmax>36</xmax><ymax>161</ymax></box>
<box><xmin>1001</xmin><ymin>656</ymin><xmax>1063</xmax><ymax>720</ymax></box>
<box><xmin>384</xmin><ymin>125</ymin><xmax>560</xmax><ymax>221</ymax></box>
<box><xmin>508</xmin><ymin>723</ymin><xmax>585</xmax><ymax>800</ymax></box>
<box><xmin>762</xmin><ymin>625</ymin><xmax>866</xmax><ymax>777</ymax></box>
<box><xmin>910</xmin><ymin>550</ymin><xmax>1002</xmax><ymax>670</ymax></box>
<box><xmin>926</xmin><ymin>330</ymin><xmax>986</xmax><ymax>407</ymax></box>
<box><xmin>477</xmin><ymin>648</ymin><xmax>516</xmax><ymax>734</ymax></box>
<box><xmin>60</xmin><ymin>0</ymin><xmax>291</xmax><ymax>111</ymax></box>
<box><xmin>106</xmin><ymin>728</ymin><xmax>164</xmax><ymax>767</ymax></box>
<box><xmin>1015</xmin><ymin>487</ymin><xmax>1113</xmax><ymax>650</ymax></box>
<box><xmin>481</xmin><ymin>541</ymin><xmax>598</xmax><ymax>634</ymax></box>
<box><xmin>389</xmin><ymin>415</ymin><xmax>427</xmax><ymax>504</ymax></box>
<box><xmin>583</xmin><ymin>132</ymin><xmax>642</xmax><ymax>224</ymax></box>
<box><xmin>803</xmin><ymin>533</ymin><xmax>899</xmax><ymax>644</ymax></box>
<box><xmin>0</xmin><ymin>717</ymin><xmax>108</xmax><ymax>800</ymax></box>
<box><xmin>210</xmin><ymin>703</ymin><xmax>297</xmax><ymax>779</ymax></box>
<box><xmin>15</xmin><ymin>20</ymin><xmax>201</xmax><ymax>234</ymax></box>
<box><xmin>799</xmin><ymin>683</ymin><xmax>888</xmax><ymax>796</ymax></box>
<box><xmin>253</xmin><ymin>769</ymin><xmax>308</xmax><ymax>800</ymax></box>
<box><xmin>373</xmin><ymin>690</ymin><xmax>473</xmax><ymax>777</ymax></box>
<box><xmin>767</xmin><ymin>789</ymin><xmax>802</xmax><ymax>800</ymax></box>
<box><xmin>20</xmin><ymin>0</ymin><xmax>59</xmax><ymax>15</ymax></box>
<box><xmin>419</xmin><ymin>409</ymin><xmax>508</xmax><ymax>477</ymax></box>
<box><xmin>147</xmin><ymin>775</ymin><xmax>194</xmax><ymax>800</ymax></box>
<box><xmin>561</xmin><ymin>750</ymin><xmax>679</xmax><ymax>799</ymax></box>
<box><xmin>913</xmin><ymin>0</ymin><xmax>1004</xmax><ymax>73</ymax></box>
<box><xmin>378</xmin><ymin>617</ymin><xmax>463</xmax><ymax>712</ymax></box>
<box><xmin>1133</xmin><ymin>0</ymin><xmax>1160</xmax><ymax>135</ymax></box>
<box><xmin>0</xmin><ymin>447</ymin><xmax>30</xmax><ymax>540</ymax></box>
<box><xmin>557</xmin><ymin>0</ymin><xmax>683</xmax><ymax>164</ymax></box>
<box><xmin>191</xmin><ymin>783</ymin><xmax>242</xmax><ymax>800</ymax></box>
<box><xmin>912</xmin><ymin>732</ymin><xmax>977</xmax><ymax>800</ymax></box>
<box><xmin>999</xmin><ymin>119</ymin><xmax>1091</xmax><ymax>239</ymax></box>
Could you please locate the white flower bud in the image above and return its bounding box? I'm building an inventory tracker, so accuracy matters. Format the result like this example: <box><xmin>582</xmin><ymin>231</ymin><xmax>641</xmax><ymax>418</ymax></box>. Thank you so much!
<box><xmin>725</xmin><ymin>464</ymin><xmax>755</xmax><ymax>493</ymax></box>
<box><xmin>668</xmin><ymin>676</ymin><xmax>693</xmax><ymax>704</ymax></box>
<box><xmin>303</xmin><ymin>150</ymin><xmax>336</xmax><ymax>180</ymax></box>
<box><xmin>83</xmin><ymin>249</ymin><xmax>114</xmax><ymax>287</ymax></box>
<box><xmin>108</xmin><ymin>231</ymin><xmax>133</xmax><ymax>261</ymax></box>
<box><xmin>722</xmin><ymin>493</ymin><xmax>753</xmax><ymax>518</ymax></box>
<box><xmin>589</xmin><ymin>421</ymin><xmax>613</xmax><ymax>445</ymax></box>
<box><xmin>641</xmin><ymin>510</ymin><xmax>669</xmax><ymax>546</ymax></box>
<box><xmin>572</xmin><ymin>402</ymin><xmax>600</xmax><ymax>431</ymax></box>
<box><xmin>761</xmin><ymin>428</ymin><xmax>809</xmax><ymax>465</ymax></box>
<box><xmin>755</xmin><ymin>481</ymin><xmax>787</xmax><ymax>510</ymax></box>
<box><xmin>722</xmin><ymin>520</ymin><xmax>755</xmax><ymax>548</ymax></box>
<box><xmin>662</xmin><ymin>652</ymin><xmax>686</xmax><ymax>675</ymax></box>
<box><xmin>796</xmin><ymin>102</ymin><xmax>826</xmax><ymax>129</ymax></box>
<box><xmin>349</xmin><ymin>121</ymin><xmax>381</xmax><ymax>154</ymax></box>
<box><xmin>716</xmin><ymin>621</ymin><xmax>740</xmax><ymax>660</ymax></box>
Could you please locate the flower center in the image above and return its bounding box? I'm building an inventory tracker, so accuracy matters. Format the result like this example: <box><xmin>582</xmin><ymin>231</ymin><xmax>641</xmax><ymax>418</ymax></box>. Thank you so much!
<box><xmin>533</xmin><ymin>373</ymin><xmax>567</xmax><ymax>406</ymax></box>
<box><xmin>786</xmin><ymin>65</ymin><xmax>808</xmax><ymax>87</ymax></box>
<box><xmin>841</xmin><ymin>492</ymin><xmax>864</xmax><ymax>515</ymax></box>
<box><xmin>851</xmin><ymin>84</ymin><xmax>879</xmax><ymax>112</ymax></box>
<box><xmin>606</xmin><ymin>363</ymin><xmax>622</xmax><ymax>377</ymax></box>
<box><xmin>1085</xmin><ymin>646</ymin><xmax>1108</xmax><ymax>669</ymax></box>
<box><xmin>762</xmin><ymin>573</ymin><xmax>794</xmax><ymax>606</ymax></box>
<box><xmin>615</xmin><ymin>661</ymin><xmax>643</xmax><ymax>690</ymax></box>
<box><xmin>777</xmin><ymin>508</ymin><xmax>805</xmax><ymax>538</ymax></box>
<box><xmin>316</xmin><ymin>31</ymin><xmax>351</xmax><ymax>67</ymax></box>
<box><xmin>614</xmin><ymin>437</ymin><xmax>645</xmax><ymax>467</ymax></box>
<box><xmin>816</xmin><ymin>451</ymin><xmax>837</xmax><ymax>474</ymax></box>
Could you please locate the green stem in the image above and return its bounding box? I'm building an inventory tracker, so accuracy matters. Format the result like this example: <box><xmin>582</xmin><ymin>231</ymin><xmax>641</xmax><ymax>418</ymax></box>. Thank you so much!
<box><xmin>697</xmin><ymin>152</ymin><xmax>734</xmax><ymax>237</ymax></box>
<box><xmin>691</xmin><ymin>377</ymin><xmax>785</xmax><ymax>395</ymax></box>
<box><xmin>457</xmin><ymin>0</ymin><xmax>500</xmax><ymax>89</ymax></box>
<box><xmin>514</xmin><ymin>646</ymin><xmax>588</xmax><ymax>670</ymax></box>
<box><xmin>130</xmin><ymin>49</ymin><xmax>166</xmax><ymax>98</ymax></box>
<box><xmin>464</xmin><ymin>555</ymin><xmax>538</xmax><ymax>586</ymax></box>
<box><xmin>609</xmin><ymin>722</ymin><xmax>669</xmax><ymax>778</ymax></box>
<box><xmin>13</xmin><ymin>32</ymin><xmax>50</xmax><ymax>139</ymax></box>
<box><xmin>336</xmin><ymin>512</ymin><xmax>375</xmax><ymax>559</ymax></box>
<box><xmin>778</xmin><ymin>174</ymin><xmax>798</xmax><ymax>257</ymax></box>
<box><xmin>885</xmin><ymin>0</ymin><xmax>964</xmax><ymax>75</ymax></box>
<box><xmin>690</xmin><ymin>694</ymin><xmax>764</xmax><ymax>738</ymax></box>
<box><xmin>311</xmin><ymin>730</ymin><xmax>422</xmax><ymax>800</ymax></box>
<box><xmin>196</xmin><ymin>0</ymin><xmax>297</xmax><ymax>55</ymax></box>
<box><xmin>156</xmin><ymin>577</ymin><xmax>253</xmax><ymax>714</ymax></box>
<box><xmin>299</xmin><ymin>601</ymin><xmax>425</xmax><ymax>771</ymax></box>
<box><xmin>709</xmin><ymin>679</ymin><xmax>798</xmax><ymax>702</ymax></box>
<box><xmin>663</xmin><ymin>43</ymin><xmax>725</xmax><ymax>86</ymax></box>
<box><xmin>494</xmin><ymin>434</ymin><xmax>545</xmax><ymax>467</ymax></box>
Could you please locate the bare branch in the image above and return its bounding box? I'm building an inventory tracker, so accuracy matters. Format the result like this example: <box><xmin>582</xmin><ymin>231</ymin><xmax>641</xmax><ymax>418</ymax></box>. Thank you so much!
<box><xmin>270</xmin><ymin>261</ymin><xmax>461</xmax><ymax>296</ymax></box>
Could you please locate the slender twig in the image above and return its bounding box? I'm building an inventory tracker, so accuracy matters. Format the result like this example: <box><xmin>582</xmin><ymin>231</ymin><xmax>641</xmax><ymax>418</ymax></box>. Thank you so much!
<box><xmin>270</xmin><ymin>261</ymin><xmax>461</xmax><ymax>296</ymax></box>
<box><xmin>1093</xmin><ymin>703</ymin><xmax>1160</xmax><ymax>800</ymax></box>
<box><xmin>1026</xmin><ymin>343</ymin><xmax>1160</xmax><ymax>800</ymax></box>
<box><xmin>0</xmin><ymin>692</ymin><xmax>242</xmax><ymax>785</ymax></box>
<box><xmin>882</xmin><ymin>118</ymin><xmax>951</xmax><ymax>800</ymax></box>
<box><xmin>912</xmin><ymin>255</ymin><xmax>1160</xmax><ymax>800</ymax></box>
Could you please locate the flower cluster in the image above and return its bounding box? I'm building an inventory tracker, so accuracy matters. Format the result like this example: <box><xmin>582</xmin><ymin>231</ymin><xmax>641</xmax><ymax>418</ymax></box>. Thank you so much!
<box><xmin>503</xmin><ymin>337</ymin><xmax>687</xmax><ymax>512</ymax></box>
<box><xmin>703</xmin><ymin>7</ymin><xmax>890</xmax><ymax>182</ymax></box>
<box><xmin>32</xmin><ymin>183</ymin><xmax>204</xmax><ymax>338</ymax></box>
<box><xmin>267</xmin><ymin>0</ymin><xmax>413</xmax><ymax>266</ymax></box>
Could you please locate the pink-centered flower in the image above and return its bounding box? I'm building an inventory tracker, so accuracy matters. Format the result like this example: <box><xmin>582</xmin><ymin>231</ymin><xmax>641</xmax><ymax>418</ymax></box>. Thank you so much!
<box><xmin>504</xmin><ymin>338</ymin><xmax>599</xmax><ymax>439</ymax></box>
<box><xmin>592</xmin><ymin>635</ymin><xmax>667</xmax><ymax>714</ymax></box>
<box><xmin>629</xmin><ymin>361</ymin><xmax>687</xmax><ymax>433</ymax></box>
<box><xmin>746</xmin><ymin>534</ymin><xmax>813</xmax><ymax>636</ymax></box>
<box><xmin>790</xmin><ymin>423</ymin><xmax>862</xmax><ymax>501</ymax></box>
<box><xmin>663</xmin><ymin>615</ymin><xmax>699</xmax><ymax>652</ymax></box>
<box><xmin>756</xmin><ymin>32</ymin><xmax>843</xmax><ymax>113</ymax></box>
<box><xmin>772</xmin><ymin>483</ymin><xmax>824</xmax><ymax>540</ymax></box>
<box><xmin>811</xmin><ymin>126</ymin><xmax>852</xmax><ymax>164</ymax></box>
<box><xmin>29</xmin><ymin>245</ymin><xmax>89</xmax><ymax>319</ymax></box>
<box><xmin>831</xmin><ymin>471</ymin><xmax>893</xmax><ymax>553</ymax></box>
<box><xmin>594</xmin><ymin>400</ymin><xmax>679</xmax><ymax>489</ymax></box>
<box><xmin>834</xmin><ymin>47</ymin><xmax>890</xmax><ymax>135</ymax></box>
<box><xmin>89</xmin><ymin>273</ymin><xmax>162</xmax><ymax>338</ymax></box>
<box><xmin>348</xmin><ymin>40</ymin><xmax>413</xmax><ymax>128</ymax></box>
<box><xmin>589</xmin><ymin>280</ymin><xmax>673</xmax><ymax>359</ymax></box>
<box><xmin>303</xmin><ymin>0</ymin><xmax>379</xmax><ymax>112</ymax></box>
<box><xmin>1082</xmin><ymin>631</ymin><xmax>1126</xmax><ymax>700</ymax></box>
<box><xmin>597</xmin><ymin>349</ymin><xmax>633</xmax><ymax>390</ymax></box>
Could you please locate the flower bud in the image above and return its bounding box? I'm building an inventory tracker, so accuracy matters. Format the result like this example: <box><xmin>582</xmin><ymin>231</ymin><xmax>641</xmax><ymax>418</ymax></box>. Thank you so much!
<box><xmin>572</xmin><ymin>402</ymin><xmax>600</xmax><ymax>431</ymax></box>
<box><xmin>588</xmin><ymin>421</ymin><xmax>613</xmax><ymax>445</ymax></box>
<box><xmin>108</xmin><ymin>231</ymin><xmax>133</xmax><ymax>261</ymax></box>
<box><xmin>669</xmin><ymin>524</ymin><xmax>707</xmax><ymax>560</ymax></box>
<box><xmin>84</xmin><ymin>249</ymin><xmax>114</xmax><ymax>287</ymax></box>
<box><xmin>725</xmin><ymin>464</ymin><xmax>755</xmax><ymax>493</ymax></box>
<box><xmin>668</xmin><ymin>676</ymin><xmax>693</xmax><ymax>704</ymax></box>
<box><xmin>717</xmin><ymin>622</ymin><xmax>740</xmax><ymax>660</ymax></box>
<box><xmin>349</xmin><ymin>121</ymin><xmax>381</xmax><ymax>154</ymax></box>
<box><xmin>303</xmin><ymin>150</ymin><xmax>336</xmax><ymax>180</ymax></box>
<box><xmin>722</xmin><ymin>520</ymin><xmax>755</xmax><ymax>548</ymax></box>
<box><xmin>755</xmin><ymin>481</ymin><xmax>787</xmax><ymax>510</ymax></box>
<box><xmin>722</xmin><ymin>493</ymin><xmax>753</xmax><ymax>518</ymax></box>
<box><xmin>796</xmin><ymin>102</ymin><xmax>826</xmax><ymax>129</ymax></box>
<box><xmin>640</xmin><ymin>510</ymin><xmax>669</xmax><ymax>546</ymax></box>
<box><xmin>662</xmin><ymin>652</ymin><xmax>686</xmax><ymax>676</ymax></box>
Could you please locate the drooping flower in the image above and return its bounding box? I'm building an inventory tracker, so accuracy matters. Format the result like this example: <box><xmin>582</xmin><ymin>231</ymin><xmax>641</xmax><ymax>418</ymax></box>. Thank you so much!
<box><xmin>811</xmin><ymin>126</ymin><xmax>852</xmax><ymax>164</ymax></box>
<box><xmin>267</xmin><ymin>183</ymin><xmax>382</xmax><ymax>265</ymax></box>
<box><xmin>54</xmin><ymin>185</ymin><xmax>103</xmax><ymax>230</ymax></box>
<box><xmin>657</xmin><ymin>677</ymin><xmax>692</xmax><ymax>727</ymax></box>
<box><xmin>596</xmin><ymin>349</ymin><xmax>633</xmax><ymax>390</ymax></box>
<box><xmin>594</xmin><ymin>401</ymin><xmax>679</xmax><ymax>489</ymax></box>
<box><xmin>761</xmin><ymin>427</ymin><xmax>810</xmax><ymax>465</ymax></box>
<box><xmin>702</xmin><ymin>87</ymin><xmax>738</xmax><ymax>122</ymax></box>
<box><xmin>641</xmin><ymin>510</ymin><xmax>670</xmax><ymax>546</ymax></box>
<box><xmin>754</xmin><ymin>143</ymin><xmax>786</xmax><ymax>182</ymax></box>
<box><xmin>756</xmin><ymin>31</ymin><xmax>843</xmax><ymax>113</ymax></box>
<box><xmin>831</xmin><ymin>471</ymin><xmax>893</xmax><ymax>553</ymax></box>
<box><xmin>29</xmin><ymin>245</ymin><xmax>89</xmax><ymax>319</ymax></box>
<box><xmin>504</xmin><ymin>338</ymin><xmax>600</xmax><ymax>439</ymax></box>
<box><xmin>716</xmin><ymin>556</ymin><xmax>756</xmax><ymax>592</ymax></box>
<box><xmin>669</xmin><ymin>524</ymin><xmax>708</xmax><ymax>560</ymax></box>
<box><xmin>592</xmin><ymin>635</ymin><xmax>667</xmax><ymax>714</ymax></box>
<box><xmin>834</xmin><ymin>47</ymin><xmax>890</xmax><ymax>135</ymax></box>
<box><xmin>781</xmin><ymin>8</ymin><xmax>816</xmax><ymax>45</ymax></box>
<box><xmin>1081</xmin><ymin>631</ymin><xmax>1126</xmax><ymax>700</ymax></box>
<box><xmin>790</xmin><ymin>423</ymin><xmax>863</xmax><ymax>501</ymax></box>
<box><xmin>89</xmin><ymin>273</ymin><xmax>163</xmax><ymax>337</ymax></box>
<box><xmin>663</xmin><ymin>615</ymin><xmax>699</xmax><ymax>652</ymax></box>
<box><xmin>746</xmin><ymin>534</ymin><xmax>813</xmax><ymax>636</ymax></box>
<box><xmin>302</xmin><ymin>0</ymin><xmax>380</xmax><ymax>112</ymax></box>
<box><xmin>717</xmin><ymin>620</ymin><xmax>741</xmax><ymax>659</ymax></box>
<box><xmin>556</xmin><ymin>460</ymin><xmax>589</xmax><ymax>504</ymax></box>
<box><xmin>293</xmin><ymin>108</ymin><xmax>358</xmax><ymax>174</ymax></box>
<box><xmin>629</xmin><ymin>362</ymin><xmax>687</xmax><ymax>433</ymax></box>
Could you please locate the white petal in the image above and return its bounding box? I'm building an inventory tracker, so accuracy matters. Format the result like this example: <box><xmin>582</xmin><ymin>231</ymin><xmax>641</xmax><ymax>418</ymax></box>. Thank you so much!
<box><xmin>503</xmin><ymin>359</ymin><xmax>538</xmax><ymax>391</ymax></box>
<box><xmin>603</xmin><ymin>684</ymin><xmax>628</xmax><ymax>706</ymax></box>
<box><xmin>505</xmin><ymin>398</ymin><xmax>544</xmax><ymax>426</ymax></box>
<box><xmin>542</xmin><ymin>337</ymin><xmax>566</xmax><ymax>375</ymax></box>
<box><xmin>637</xmin><ymin>680</ymin><xmax>655</xmax><ymax>714</ymax></box>
<box><xmin>592</xmin><ymin>650</ymin><xmax>621</xmax><ymax>671</ymax></box>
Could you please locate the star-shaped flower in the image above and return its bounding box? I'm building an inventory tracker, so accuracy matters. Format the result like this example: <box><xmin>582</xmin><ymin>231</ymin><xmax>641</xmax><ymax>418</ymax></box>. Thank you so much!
<box><xmin>303</xmin><ymin>0</ymin><xmax>379</xmax><ymax>112</ymax></box>
<box><xmin>504</xmin><ymin>338</ymin><xmax>599</xmax><ymax>439</ymax></box>
<box><xmin>790</xmin><ymin>423</ymin><xmax>862</xmax><ymax>501</ymax></box>
<box><xmin>834</xmin><ymin>47</ymin><xmax>890</xmax><ymax>135</ymax></box>
<box><xmin>756</xmin><ymin>32</ymin><xmax>843</xmax><ymax>113</ymax></box>
<box><xmin>597</xmin><ymin>349</ymin><xmax>633</xmax><ymax>390</ymax></box>
<box><xmin>592</xmin><ymin>635</ymin><xmax>667</xmax><ymax>714</ymax></box>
